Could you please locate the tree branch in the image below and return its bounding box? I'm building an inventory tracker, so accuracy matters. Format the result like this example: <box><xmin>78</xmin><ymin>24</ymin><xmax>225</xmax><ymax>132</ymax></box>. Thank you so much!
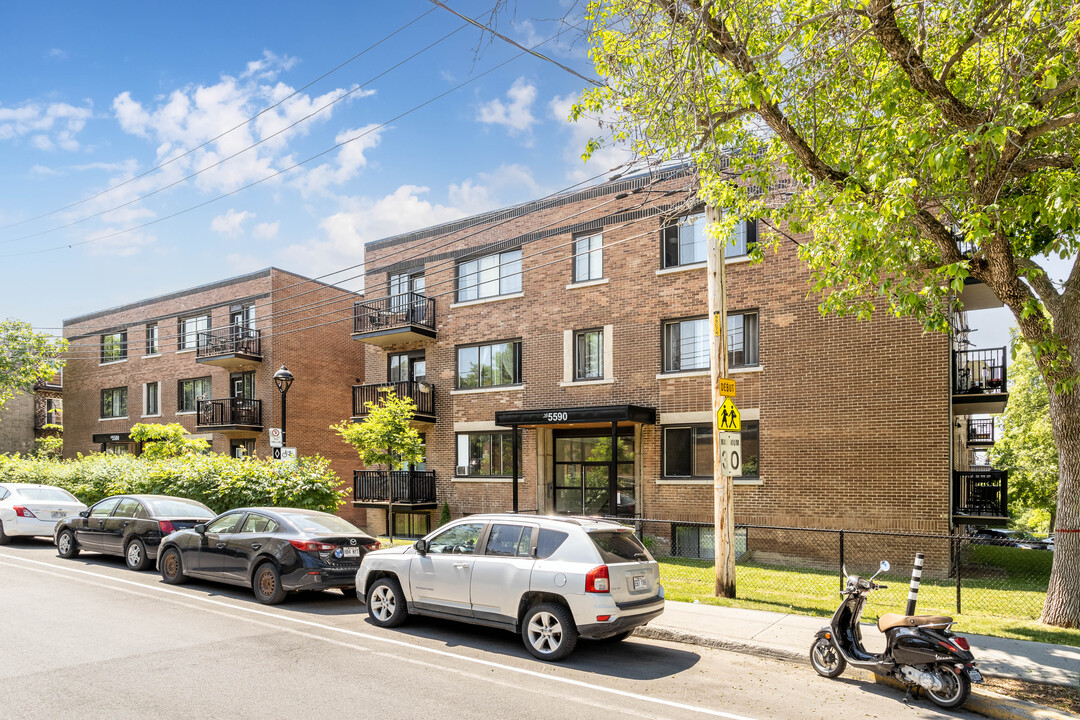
<box><xmin>937</xmin><ymin>0</ymin><xmax>1011</xmax><ymax>84</ymax></box>
<box><xmin>1025</xmin><ymin>112</ymin><xmax>1080</xmax><ymax>142</ymax></box>
<box><xmin>1007</xmin><ymin>154</ymin><xmax>1076</xmax><ymax>177</ymax></box>
<box><xmin>1016</xmin><ymin>257</ymin><xmax>1064</xmax><ymax>319</ymax></box>
<box><xmin>1034</xmin><ymin>75</ymin><xmax>1080</xmax><ymax>109</ymax></box>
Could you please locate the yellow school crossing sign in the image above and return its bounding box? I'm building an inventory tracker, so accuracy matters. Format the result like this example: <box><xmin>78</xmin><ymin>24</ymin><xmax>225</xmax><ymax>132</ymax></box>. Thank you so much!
<box><xmin>717</xmin><ymin>398</ymin><xmax>740</xmax><ymax>432</ymax></box>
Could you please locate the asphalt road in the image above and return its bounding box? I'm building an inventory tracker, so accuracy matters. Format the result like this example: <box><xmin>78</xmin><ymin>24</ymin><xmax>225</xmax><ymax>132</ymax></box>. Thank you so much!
<box><xmin>0</xmin><ymin>539</ymin><xmax>971</xmax><ymax>720</ymax></box>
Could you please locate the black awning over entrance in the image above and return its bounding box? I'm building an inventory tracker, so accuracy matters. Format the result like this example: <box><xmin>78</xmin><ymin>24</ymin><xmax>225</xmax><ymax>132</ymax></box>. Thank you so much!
<box><xmin>495</xmin><ymin>404</ymin><xmax>655</xmax><ymax>429</ymax></box>
<box><xmin>92</xmin><ymin>433</ymin><xmax>133</xmax><ymax>443</ymax></box>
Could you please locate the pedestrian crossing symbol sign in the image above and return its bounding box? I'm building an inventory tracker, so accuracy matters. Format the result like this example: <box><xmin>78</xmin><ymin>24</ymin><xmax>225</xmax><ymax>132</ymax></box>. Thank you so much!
<box><xmin>717</xmin><ymin>398</ymin><xmax>740</xmax><ymax>432</ymax></box>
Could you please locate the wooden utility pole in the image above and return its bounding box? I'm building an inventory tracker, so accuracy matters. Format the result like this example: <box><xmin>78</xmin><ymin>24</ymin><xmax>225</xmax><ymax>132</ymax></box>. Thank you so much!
<box><xmin>706</xmin><ymin>206</ymin><xmax>736</xmax><ymax>598</ymax></box>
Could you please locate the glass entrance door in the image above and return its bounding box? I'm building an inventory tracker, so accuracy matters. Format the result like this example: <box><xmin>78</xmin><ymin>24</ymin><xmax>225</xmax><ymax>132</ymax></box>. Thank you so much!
<box><xmin>552</xmin><ymin>432</ymin><xmax>635</xmax><ymax>517</ymax></box>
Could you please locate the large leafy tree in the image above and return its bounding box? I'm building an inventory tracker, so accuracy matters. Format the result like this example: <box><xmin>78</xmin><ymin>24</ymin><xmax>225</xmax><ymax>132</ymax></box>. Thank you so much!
<box><xmin>0</xmin><ymin>320</ymin><xmax>67</xmax><ymax>413</ymax></box>
<box><xmin>574</xmin><ymin>0</ymin><xmax>1080</xmax><ymax>625</ymax></box>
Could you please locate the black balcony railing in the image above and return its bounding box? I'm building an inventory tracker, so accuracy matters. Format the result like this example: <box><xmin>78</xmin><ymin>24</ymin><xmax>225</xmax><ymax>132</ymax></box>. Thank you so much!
<box><xmin>353</xmin><ymin>293</ymin><xmax>435</xmax><ymax>335</ymax></box>
<box><xmin>953</xmin><ymin>347</ymin><xmax>1007</xmax><ymax>394</ymax></box>
<box><xmin>354</xmin><ymin>470</ymin><xmax>436</xmax><ymax>503</ymax></box>
<box><xmin>197</xmin><ymin>398</ymin><xmax>262</xmax><ymax>428</ymax></box>
<box><xmin>967</xmin><ymin>418</ymin><xmax>995</xmax><ymax>444</ymax></box>
<box><xmin>953</xmin><ymin>469</ymin><xmax>1008</xmax><ymax>518</ymax></box>
<box><xmin>353</xmin><ymin>381</ymin><xmax>435</xmax><ymax>419</ymax></box>
<box><xmin>196</xmin><ymin>327</ymin><xmax>262</xmax><ymax>359</ymax></box>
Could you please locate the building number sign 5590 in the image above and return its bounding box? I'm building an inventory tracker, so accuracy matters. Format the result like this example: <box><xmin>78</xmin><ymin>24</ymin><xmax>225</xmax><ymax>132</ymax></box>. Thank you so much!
<box><xmin>542</xmin><ymin>412</ymin><xmax>569</xmax><ymax>422</ymax></box>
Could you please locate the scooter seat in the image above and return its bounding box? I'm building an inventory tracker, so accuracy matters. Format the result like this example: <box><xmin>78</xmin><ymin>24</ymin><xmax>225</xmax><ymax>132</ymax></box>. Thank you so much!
<box><xmin>877</xmin><ymin>613</ymin><xmax>953</xmax><ymax>631</ymax></box>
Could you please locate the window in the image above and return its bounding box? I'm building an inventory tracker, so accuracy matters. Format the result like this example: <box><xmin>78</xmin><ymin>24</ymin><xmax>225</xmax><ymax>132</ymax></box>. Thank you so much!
<box><xmin>663</xmin><ymin>421</ymin><xmax>760</xmax><ymax>478</ymax></box>
<box><xmin>145</xmin><ymin>382</ymin><xmax>160</xmax><ymax>416</ymax></box>
<box><xmin>45</xmin><ymin>398</ymin><xmax>61</xmax><ymax>424</ymax></box>
<box><xmin>535</xmin><ymin>528</ymin><xmax>569</xmax><ymax>559</ymax></box>
<box><xmin>114</xmin><ymin>498</ymin><xmax>142</xmax><ymax>518</ymax></box>
<box><xmin>484</xmin><ymin>524</ymin><xmax>533</xmax><ymax>557</ymax></box>
<box><xmin>728</xmin><ymin>312</ymin><xmax>759</xmax><ymax>368</ymax></box>
<box><xmin>574</xmin><ymin>329</ymin><xmax>603</xmax><ymax>381</ymax></box>
<box><xmin>101</xmin><ymin>331</ymin><xmax>127</xmax><ymax>363</ymax></box>
<box><xmin>240</xmin><ymin>514</ymin><xmax>281</xmax><ymax>534</ymax></box>
<box><xmin>101</xmin><ymin>387</ymin><xmax>127</xmax><ymax>419</ymax></box>
<box><xmin>206</xmin><ymin>513</ymin><xmax>243</xmax><ymax>534</ymax></box>
<box><xmin>89</xmin><ymin>497</ymin><xmax>121</xmax><ymax>518</ymax></box>
<box><xmin>426</xmin><ymin>523</ymin><xmax>484</xmax><ymax>554</ymax></box>
<box><xmin>392</xmin><ymin>512</ymin><xmax>430</xmax><ymax>539</ymax></box>
<box><xmin>662</xmin><ymin>213</ymin><xmax>756</xmax><ymax>268</ymax></box>
<box><xmin>572</xmin><ymin>233</ymin><xmax>603</xmax><ymax>282</ymax></box>
<box><xmin>146</xmin><ymin>323</ymin><xmax>159</xmax><ymax>355</ymax></box>
<box><xmin>673</xmin><ymin>525</ymin><xmax>747</xmax><ymax>560</ymax></box>
<box><xmin>456</xmin><ymin>340</ymin><xmax>521</xmax><ymax>389</ymax></box>
<box><xmin>390</xmin><ymin>271</ymin><xmax>425</xmax><ymax>297</ymax></box>
<box><xmin>456</xmin><ymin>249</ymin><xmax>522</xmax><ymax>302</ymax></box>
<box><xmin>456</xmin><ymin>432</ymin><xmax>522</xmax><ymax>477</ymax></box>
<box><xmin>178</xmin><ymin>314</ymin><xmax>210</xmax><ymax>350</ymax></box>
<box><xmin>663</xmin><ymin>317</ymin><xmax>709</xmax><ymax>372</ymax></box>
<box><xmin>178</xmin><ymin>377</ymin><xmax>212</xmax><ymax>412</ymax></box>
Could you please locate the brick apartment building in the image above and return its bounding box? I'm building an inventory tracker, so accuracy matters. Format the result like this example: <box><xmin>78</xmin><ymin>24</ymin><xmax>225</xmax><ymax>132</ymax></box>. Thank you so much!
<box><xmin>62</xmin><ymin>268</ymin><xmax>367</xmax><ymax>521</ymax></box>
<box><xmin>348</xmin><ymin>167</ymin><xmax>1010</xmax><ymax>546</ymax></box>
<box><xmin>0</xmin><ymin>372</ymin><xmax>63</xmax><ymax>455</ymax></box>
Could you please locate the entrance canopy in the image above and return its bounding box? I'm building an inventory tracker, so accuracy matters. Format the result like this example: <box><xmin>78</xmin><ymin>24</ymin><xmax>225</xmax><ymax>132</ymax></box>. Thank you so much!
<box><xmin>494</xmin><ymin>404</ymin><xmax>655</xmax><ymax>430</ymax></box>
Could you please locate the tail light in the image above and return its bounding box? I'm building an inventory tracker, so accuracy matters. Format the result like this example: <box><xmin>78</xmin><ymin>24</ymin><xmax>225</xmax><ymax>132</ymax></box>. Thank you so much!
<box><xmin>13</xmin><ymin>506</ymin><xmax>36</xmax><ymax>518</ymax></box>
<box><xmin>363</xmin><ymin>541</ymin><xmax>382</xmax><ymax>551</ymax></box>
<box><xmin>586</xmin><ymin>565</ymin><xmax>610</xmax><ymax>593</ymax></box>
<box><xmin>290</xmin><ymin>539</ymin><xmax>335</xmax><ymax>552</ymax></box>
<box><xmin>954</xmin><ymin>636</ymin><xmax>970</xmax><ymax>651</ymax></box>
<box><xmin>158</xmin><ymin>521</ymin><xmax>176</xmax><ymax>535</ymax></box>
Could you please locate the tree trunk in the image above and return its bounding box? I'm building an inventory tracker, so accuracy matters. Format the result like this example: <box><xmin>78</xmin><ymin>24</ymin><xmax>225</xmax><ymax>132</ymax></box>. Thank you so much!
<box><xmin>1041</xmin><ymin>386</ymin><xmax>1080</xmax><ymax>627</ymax></box>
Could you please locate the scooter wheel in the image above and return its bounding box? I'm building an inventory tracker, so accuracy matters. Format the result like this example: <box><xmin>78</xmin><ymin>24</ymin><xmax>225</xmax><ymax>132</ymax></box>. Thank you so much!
<box><xmin>810</xmin><ymin>637</ymin><xmax>847</xmax><ymax>678</ymax></box>
<box><xmin>925</xmin><ymin>665</ymin><xmax>971</xmax><ymax>709</ymax></box>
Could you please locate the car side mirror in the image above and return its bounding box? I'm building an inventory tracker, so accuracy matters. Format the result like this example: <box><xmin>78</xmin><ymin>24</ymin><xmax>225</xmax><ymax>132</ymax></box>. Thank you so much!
<box><xmin>78</xmin><ymin>510</ymin><xmax>90</xmax><ymax>518</ymax></box>
<box><xmin>194</xmin><ymin>524</ymin><xmax>207</xmax><ymax>534</ymax></box>
<box><xmin>414</xmin><ymin>538</ymin><xmax>428</xmax><ymax>555</ymax></box>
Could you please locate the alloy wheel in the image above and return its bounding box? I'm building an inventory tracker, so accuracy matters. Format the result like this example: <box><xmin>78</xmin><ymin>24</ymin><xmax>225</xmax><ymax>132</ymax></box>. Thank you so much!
<box><xmin>370</xmin><ymin>585</ymin><xmax>396</xmax><ymax>622</ymax></box>
<box><xmin>526</xmin><ymin>611</ymin><xmax>564</xmax><ymax>655</ymax></box>
<box><xmin>127</xmin><ymin>543</ymin><xmax>142</xmax><ymax>567</ymax></box>
<box><xmin>58</xmin><ymin>532</ymin><xmax>72</xmax><ymax>555</ymax></box>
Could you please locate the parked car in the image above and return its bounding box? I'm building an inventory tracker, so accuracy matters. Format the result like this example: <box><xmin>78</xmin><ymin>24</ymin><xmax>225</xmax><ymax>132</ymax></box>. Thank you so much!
<box><xmin>55</xmin><ymin>494</ymin><xmax>215</xmax><ymax>570</ymax></box>
<box><xmin>157</xmin><ymin>507</ymin><xmax>380</xmax><ymax>604</ymax></box>
<box><xmin>355</xmin><ymin>514</ymin><xmax>666</xmax><ymax>661</ymax></box>
<box><xmin>0</xmin><ymin>483</ymin><xmax>86</xmax><ymax>543</ymax></box>
<box><xmin>1045</xmin><ymin>534</ymin><xmax>1055</xmax><ymax>552</ymax></box>
<box><xmin>970</xmin><ymin>528</ymin><xmax>1050</xmax><ymax>550</ymax></box>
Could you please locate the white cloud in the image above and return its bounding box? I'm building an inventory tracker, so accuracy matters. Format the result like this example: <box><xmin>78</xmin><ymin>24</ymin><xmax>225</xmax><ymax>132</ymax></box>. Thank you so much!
<box><xmin>211</xmin><ymin>209</ymin><xmax>255</xmax><ymax>238</ymax></box>
<box><xmin>48</xmin><ymin>48</ymin><xmax>68</xmax><ymax>60</ymax></box>
<box><xmin>30</xmin><ymin>164</ymin><xmax>61</xmax><ymax>176</ymax></box>
<box><xmin>85</xmin><ymin>230</ymin><xmax>156</xmax><ymax>257</ymax></box>
<box><xmin>0</xmin><ymin>101</ymin><xmax>93</xmax><ymax>150</ymax></box>
<box><xmin>252</xmin><ymin>221</ymin><xmax>279</xmax><ymax>240</ymax></box>
<box><xmin>240</xmin><ymin>50</ymin><xmax>299</xmax><ymax>81</ymax></box>
<box><xmin>476</xmin><ymin>77</ymin><xmax>538</xmax><ymax>137</ymax></box>
<box><xmin>293</xmin><ymin>124</ymin><xmax>383</xmax><ymax>196</ymax></box>
<box><xmin>550</xmin><ymin>93</ymin><xmax>638</xmax><ymax>183</ymax></box>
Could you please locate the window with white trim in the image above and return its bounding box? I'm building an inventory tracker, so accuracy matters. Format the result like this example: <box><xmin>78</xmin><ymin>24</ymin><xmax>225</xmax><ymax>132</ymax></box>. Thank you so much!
<box><xmin>145</xmin><ymin>382</ymin><xmax>159</xmax><ymax>416</ymax></box>
<box><xmin>662</xmin><ymin>421</ymin><xmax>759</xmax><ymax>479</ymax></box>
<box><xmin>456</xmin><ymin>340</ymin><xmax>522</xmax><ymax>389</ymax></box>
<box><xmin>456</xmin><ymin>249</ymin><xmax>522</xmax><ymax>302</ymax></box>
<box><xmin>455</xmin><ymin>432</ymin><xmax>522</xmax><ymax>477</ymax></box>
<box><xmin>574</xmin><ymin>329</ymin><xmax>603</xmax><ymax>381</ymax></box>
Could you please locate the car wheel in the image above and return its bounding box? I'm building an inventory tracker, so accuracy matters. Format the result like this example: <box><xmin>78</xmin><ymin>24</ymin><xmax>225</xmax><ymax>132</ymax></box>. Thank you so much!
<box><xmin>160</xmin><ymin>547</ymin><xmax>187</xmax><ymax>585</ymax></box>
<box><xmin>0</xmin><ymin>520</ymin><xmax>10</xmax><ymax>545</ymax></box>
<box><xmin>366</xmin><ymin>576</ymin><xmax>408</xmax><ymax>627</ymax></box>
<box><xmin>253</xmin><ymin>562</ymin><xmax>287</xmax><ymax>605</ymax></box>
<box><xmin>56</xmin><ymin>529</ymin><xmax>79</xmax><ymax>558</ymax></box>
<box><xmin>125</xmin><ymin>539</ymin><xmax>152</xmax><ymax>571</ymax></box>
<box><xmin>522</xmin><ymin>602</ymin><xmax>578</xmax><ymax>661</ymax></box>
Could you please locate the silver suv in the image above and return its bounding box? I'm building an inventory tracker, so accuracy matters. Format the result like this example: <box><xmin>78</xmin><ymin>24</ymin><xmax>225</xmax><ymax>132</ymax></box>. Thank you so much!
<box><xmin>355</xmin><ymin>514</ymin><xmax>665</xmax><ymax>661</ymax></box>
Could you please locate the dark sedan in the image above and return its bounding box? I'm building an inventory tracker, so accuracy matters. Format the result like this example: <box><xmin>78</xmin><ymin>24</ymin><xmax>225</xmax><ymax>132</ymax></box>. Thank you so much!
<box><xmin>56</xmin><ymin>495</ymin><xmax>216</xmax><ymax>570</ymax></box>
<box><xmin>157</xmin><ymin>507</ymin><xmax>380</xmax><ymax>604</ymax></box>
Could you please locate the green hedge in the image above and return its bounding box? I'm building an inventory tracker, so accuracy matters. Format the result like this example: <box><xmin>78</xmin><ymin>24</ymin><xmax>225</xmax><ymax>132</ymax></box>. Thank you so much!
<box><xmin>0</xmin><ymin>453</ymin><xmax>347</xmax><ymax>514</ymax></box>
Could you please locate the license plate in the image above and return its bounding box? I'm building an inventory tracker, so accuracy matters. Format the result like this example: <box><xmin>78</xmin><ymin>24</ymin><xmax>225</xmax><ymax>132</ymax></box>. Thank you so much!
<box><xmin>968</xmin><ymin>669</ymin><xmax>983</xmax><ymax>683</ymax></box>
<box><xmin>51</xmin><ymin>511</ymin><xmax>66</xmax><ymax>519</ymax></box>
<box><xmin>342</xmin><ymin>546</ymin><xmax>360</xmax><ymax>558</ymax></box>
<box><xmin>632</xmin><ymin>575</ymin><xmax>648</xmax><ymax>591</ymax></box>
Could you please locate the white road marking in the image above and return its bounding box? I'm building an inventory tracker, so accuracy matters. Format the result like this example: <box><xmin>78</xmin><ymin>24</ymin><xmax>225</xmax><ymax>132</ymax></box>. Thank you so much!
<box><xmin>0</xmin><ymin>551</ymin><xmax>761</xmax><ymax>720</ymax></box>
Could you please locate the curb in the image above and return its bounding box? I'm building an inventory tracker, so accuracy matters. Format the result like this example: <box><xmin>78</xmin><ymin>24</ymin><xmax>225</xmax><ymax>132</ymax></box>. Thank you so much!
<box><xmin>635</xmin><ymin>626</ymin><xmax>1073</xmax><ymax>720</ymax></box>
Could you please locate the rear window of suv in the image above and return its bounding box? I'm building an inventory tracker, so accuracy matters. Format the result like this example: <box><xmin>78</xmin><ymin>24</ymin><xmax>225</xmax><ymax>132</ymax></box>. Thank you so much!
<box><xmin>589</xmin><ymin>531</ymin><xmax>648</xmax><ymax>563</ymax></box>
<box><xmin>535</xmin><ymin>529</ymin><xmax>568</xmax><ymax>559</ymax></box>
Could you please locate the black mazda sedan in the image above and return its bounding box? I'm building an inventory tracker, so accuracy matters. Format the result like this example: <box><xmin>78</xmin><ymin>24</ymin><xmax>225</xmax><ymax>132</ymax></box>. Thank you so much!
<box><xmin>157</xmin><ymin>507</ymin><xmax>380</xmax><ymax>604</ymax></box>
<box><xmin>55</xmin><ymin>494</ymin><xmax>216</xmax><ymax>570</ymax></box>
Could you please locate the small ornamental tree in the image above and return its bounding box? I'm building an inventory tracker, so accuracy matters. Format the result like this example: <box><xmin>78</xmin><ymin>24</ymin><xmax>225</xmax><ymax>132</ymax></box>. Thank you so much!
<box><xmin>129</xmin><ymin>423</ymin><xmax>211</xmax><ymax>459</ymax></box>
<box><xmin>0</xmin><ymin>320</ymin><xmax>67</xmax><ymax>414</ymax></box>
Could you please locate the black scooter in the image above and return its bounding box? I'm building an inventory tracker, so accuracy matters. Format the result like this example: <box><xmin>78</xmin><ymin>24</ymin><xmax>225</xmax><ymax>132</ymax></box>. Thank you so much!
<box><xmin>810</xmin><ymin>560</ymin><xmax>983</xmax><ymax>709</ymax></box>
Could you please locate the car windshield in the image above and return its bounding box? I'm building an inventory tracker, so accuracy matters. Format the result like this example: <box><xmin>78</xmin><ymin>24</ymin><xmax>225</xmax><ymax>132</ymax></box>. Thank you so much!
<box><xmin>146</xmin><ymin>498</ymin><xmax>214</xmax><ymax>518</ymax></box>
<box><xmin>589</xmin><ymin>530</ymin><xmax>649</xmax><ymax>563</ymax></box>
<box><xmin>14</xmin><ymin>486</ymin><xmax>79</xmax><ymax>502</ymax></box>
<box><xmin>279</xmin><ymin>512</ymin><xmax>362</xmax><ymax>535</ymax></box>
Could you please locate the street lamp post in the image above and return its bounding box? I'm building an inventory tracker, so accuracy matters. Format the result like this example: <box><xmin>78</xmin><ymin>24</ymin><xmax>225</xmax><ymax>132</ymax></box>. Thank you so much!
<box><xmin>273</xmin><ymin>365</ymin><xmax>294</xmax><ymax>446</ymax></box>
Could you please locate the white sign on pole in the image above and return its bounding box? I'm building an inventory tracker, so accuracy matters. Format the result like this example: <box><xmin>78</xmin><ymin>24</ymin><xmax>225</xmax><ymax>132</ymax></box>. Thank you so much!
<box><xmin>718</xmin><ymin>432</ymin><xmax>742</xmax><ymax>476</ymax></box>
<box><xmin>269</xmin><ymin>428</ymin><xmax>283</xmax><ymax>448</ymax></box>
<box><xmin>280</xmin><ymin>447</ymin><xmax>297</xmax><ymax>461</ymax></box>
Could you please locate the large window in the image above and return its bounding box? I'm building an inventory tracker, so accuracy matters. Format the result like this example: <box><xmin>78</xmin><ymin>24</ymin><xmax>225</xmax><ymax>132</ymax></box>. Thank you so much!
<box><xmin>392</xmin><ymin>512</ymin><xmax>431</xmax><ymax>539</ymax></box>
<box><xmin>663</xmin><ymin>421</ymin><xmax>760</xmax><ymax>478</ymax></box>
<box><xmin>178</xmin><ymin>314</ymin><xmax>210</xmax><ymax>351</ymax></box>
<box><xmin>146</xmin><ymin>323</ymin><xmax>159</xmax><ymax>355</ymax></box>
<box><xmin>145</xmin><ymin>382</ymin><xmax>160</xmax><ymax>416</ymax></box>
<box><xmin>456</xmin><ymin>432</ymin><xmax>522</xmax><ymax>477</ymax></box>
<box><xmin>178</xmin><ymin>377</ymin><xmax>212</xmax><ymax>412</ymax></box>
<box><xmin>572</xmin><ymin>233</ymin><xmax>603</xmax><ymax>282</ymax></box>
<box><xmin>456</xmin><ymin>249</ymin><xmax>522</xmax><ymax>302</ymax></box>
<box><xmin>390</xmin><ymin>271</ymin><xmax>425</xmax><ymax>297</ymax></box>
<box><xmin>574</xmin><ymin>329</ymin><xmax>603</xmax><ymax>381</ymax></box>
<box><xmin>456</xmin><ymin>340</ymin><xmax>522</xmax><ymax>389</ymax></box>
<box><xmin>728</xmin><ymin>312</ymin><xmax>759</xmax><ymax>368</ymax></box>
<box><xmin>663</xmin><ymin>317</ymin><xmax>709</xmax><ymax>372</ymax></box>
<box><xmin>101</xmin><ymin>387</ymin><xmax>127</xmax><ymax>419</ymax></box>
<box><xmin>101</xmin><ymin>331</ymin><xmax>127</xmax><ymax>363</ymax></box>
<box><xmin>662</xmin><ymin>213</ymin><xmax>756</xmax><ymax>268</ymax></box>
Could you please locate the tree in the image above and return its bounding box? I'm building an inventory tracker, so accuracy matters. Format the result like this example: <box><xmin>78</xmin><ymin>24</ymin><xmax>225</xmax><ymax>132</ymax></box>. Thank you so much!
<box><xmin>991</xmin><ymin>334</ymin><xmax>1058</xmax><ymax>530</ymax></box>
<box><xmin>0</xmin><ymin>320</ymin><xmax>67</xmax><ymax>413</ymax></box>
<box><xmin>332</xmin><ymin>389</ymin><xmax>424</xmax><ymax>543</ymax></box>
<box><xmin>574</xmin><ymin>0</ymin><xmax>1080</xmax><ymax>625</ymax></box>
<box><xmin>128</xmin><ymin>423</ymin><xmax>211</xmax><ymax>459</ymax></box>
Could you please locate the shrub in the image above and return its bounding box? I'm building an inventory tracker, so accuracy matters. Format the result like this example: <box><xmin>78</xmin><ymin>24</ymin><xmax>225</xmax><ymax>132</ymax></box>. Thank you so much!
<box><xmin>129</xmin><ymin>423</ymin><xmax>210</xmax><ymax>458</ymax></box>
<box><xmin>439</xmin><ymin>501</ymin><xmax>451</xmax><ymax>528</ymax></box>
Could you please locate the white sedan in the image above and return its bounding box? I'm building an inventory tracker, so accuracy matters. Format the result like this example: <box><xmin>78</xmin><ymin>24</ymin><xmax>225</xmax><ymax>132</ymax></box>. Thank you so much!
<box><xmin>0</xmin><ymin>483</ymin><xmax>86</xmax><ymax>543</ymax></box>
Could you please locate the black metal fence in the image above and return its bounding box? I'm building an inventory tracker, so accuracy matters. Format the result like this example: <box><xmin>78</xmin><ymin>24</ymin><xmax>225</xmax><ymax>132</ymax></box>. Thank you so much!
<box><xmin>354</xmin><ymin>470</ymin><xmax>437</xmax><ymax>503</ymax></box>
<box><xmin>953</xmin><ymin>469</ymin><xmax>1008</xmax><ymax>518</ymax></box>
<box><xmin>953</xmin><ymin>347</ymin><xmax>1007</xmax><ymax>394</ymax></box>
<box><xmin>196</xmin><ymin>327</ymin><xmax>262</xmax><ymax>359</ymax></box>
<box><xmin>196</xmin><ymin>398</ymin><xmax>262</xmax><ymax>428</ymax></box>
<box><xmin>967</xmin><ymin>417</ymin><xmax>995</xmax><ymax>443</ymax></box>
<box><xmin>353</xmin><ymin>293</ymin><xmax>435</xmax><ymax>335</ymax></box>
<box><xmin>353</xmin><ymin>381</ymin><xmax>435</xmax><ymax>418</ymax></box>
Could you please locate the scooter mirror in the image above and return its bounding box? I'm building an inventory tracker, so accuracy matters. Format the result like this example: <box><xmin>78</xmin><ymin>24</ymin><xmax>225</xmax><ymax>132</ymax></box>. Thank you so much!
<box><xmin>880</xmin><ymin>560</ymin><xmax>890</xmax><ymax>572</ymax></box>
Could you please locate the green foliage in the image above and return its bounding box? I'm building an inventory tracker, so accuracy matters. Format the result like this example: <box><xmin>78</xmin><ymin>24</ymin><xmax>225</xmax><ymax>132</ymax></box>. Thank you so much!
<box><xmin>33</xmin><ymin>423</ymin><xmax>63</xmax><ymax>459</ymax></box>
<box><xmin>129</xmin><ymin>423</ymin><xmax>211</xmax><ymax>459</ymax></box>
<box><xmin>0</xmin><ymin>319</ymin><xmax>67</xmax><ymax>413</ymax></box>
<box><xmin>0</xmin><ymin>452</ymin><xmax>346</xmax><ymax>514</ymax></box>
<box><xmin>332</xmin><ymin>388</ymin><xmax>423</xmax><ymax>470</ymax></box>
<box><xmin>439</xmin><ymin>501</ymin><xmax>451</xmax><ymax>528</ymax></box>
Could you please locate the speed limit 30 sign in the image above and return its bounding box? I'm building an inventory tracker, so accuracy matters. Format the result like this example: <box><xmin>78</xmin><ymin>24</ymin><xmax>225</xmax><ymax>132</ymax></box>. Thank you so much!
<box><xmin>718</xmin><ymin>432</ymin><xmax>742</xmax><ymax>476</ymax></box>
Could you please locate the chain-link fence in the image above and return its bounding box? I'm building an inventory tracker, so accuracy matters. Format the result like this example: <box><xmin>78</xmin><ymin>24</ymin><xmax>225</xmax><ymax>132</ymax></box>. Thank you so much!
<box><xmin>608</xmin><ymin>518</ymin><xmax>1051</xmax><ymax>625</ymax></box>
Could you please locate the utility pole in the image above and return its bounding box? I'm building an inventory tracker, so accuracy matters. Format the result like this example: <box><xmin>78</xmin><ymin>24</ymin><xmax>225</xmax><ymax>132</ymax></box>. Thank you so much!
<box><xmin>706</xmin><ymin>205</ymin><xmax>736</xmax><ymax>598</ymax></box>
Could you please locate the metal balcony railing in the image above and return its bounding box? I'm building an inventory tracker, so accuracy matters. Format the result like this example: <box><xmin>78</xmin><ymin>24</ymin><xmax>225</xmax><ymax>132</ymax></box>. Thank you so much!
<box><xmin>196</xmin><ymin>398</ymin><xmax>262</xmax><ymax>428</ymax></box>
<box><xmin>352</xmin><ymin>381</ymin><xmax>435</xmax><ymax>419</ymax></box>
<box><xmin>952</xmin><ymin>469</ymin><xmax>1008</xmax><ymax>518</ymax></box>
<box><xmin>967</xmin><ymin>418</ymin><xmax>995</xmax><ymax>444</ymax></box>
<box><xmin>353</xmin><ymin>293</ymin><xmax>435</xmax><ymax>335</ymax></box>
<box><xmin>196</xmin><ymin>327</ymin><xmax>262</xmax><ymax>359</ymax></box>
<box><xmin>353</xmin><ymin>470</ymin><xmax>436</xmax><ymax>503</ymax></box>
<box><xmin>953</xmin><ymin>347</ymin><xmax>1007</xmax><ymax>394</ymax></box>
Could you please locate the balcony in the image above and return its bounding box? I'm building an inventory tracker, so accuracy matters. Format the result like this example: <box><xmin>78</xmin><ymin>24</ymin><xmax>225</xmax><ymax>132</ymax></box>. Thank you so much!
<box><xmin>196</xmin><ymin>328</ymin><xmax>262</xmax><ymax>369</ymax></box>
<box><xmin>953</xmin><ymin>347</ymin><xmax>1009</xmax><ymax>414</ymax></box>
<box><xmin>967</xmin><ymin>418</ymin><xmax>995</xmax><ymax>445</ymax></box>
<box><xmin>353</xmin><ymin>470</ymin><xmax>437</xmax><ymax>509</ymax></box>
<box><xmin>196</xmin><ymin>398</ymin><xmax>263</xmax><ymax>435</ymax></box>
<box><xmin>352</xmin><ymin>293</ymin><xmax>435</xmax><ymax>346</ymax></box>
<box><xmin>952</xmin><ymin>469</ymin><xmax>1008</xmax><ymax>525</ymax></box>
<box><xmin>352</xmin><ymin>381</ymin><xmax>436</xmax><ymax>424</ymax></box>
